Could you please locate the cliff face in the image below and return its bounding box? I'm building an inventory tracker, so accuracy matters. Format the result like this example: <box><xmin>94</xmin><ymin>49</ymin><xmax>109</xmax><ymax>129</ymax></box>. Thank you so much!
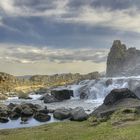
<box><xmin>106</xmin><ymin>40</ymin><xmax>140</xmax><ymax>77</ymax></box>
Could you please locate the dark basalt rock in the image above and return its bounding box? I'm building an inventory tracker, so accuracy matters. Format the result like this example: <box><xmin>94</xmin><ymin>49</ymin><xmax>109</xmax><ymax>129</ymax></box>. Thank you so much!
<box><xmin>53</xmin><ymin>108</ymin><xmax>71</xmax><ymax>120</ymax></box>
<box><xmin>70</xmin><ymin>107</ymin><xmax>88</xmax><ymax>121</ymax></box>
<box><xmin>38</xmin><ymin>106</ymin><xmax>49</xmax><ymax>114</ymax></box>
<box><xmin>104</xmin><ymin>88</ymin><xmax>139</xmax><ymax>105</ymax></box>
<box><xmin>9</xmin><ymin>112</ymin><xmax>20</xmax><ymax>120</ymax></box>
<box><xmin>43</xmin><ymin>94</ymin><xmax>59</xmax><ymax>103</ymax></box>
<box><xmin>0</xmin><ymin>109</ymin><xmax>8</xmax><ymax>118</ymax></box>
<box><xmin>0</xmin><ymin>117</ymin><xmax>9</xmax><ymax>123</ymax></box>
<box><xmin>92</xmin><ymin>88</ymin><xmax>140</xmax><ymax>118</ymax></box>
<box><xmin>105</xmin><ymin>79</ymin><xmax>113</xmax><ymax>87</ymax></box>
<box><xmin>0</xmin><ymin>103</ymin><xmax>52</xmax><ymax>123</ymax></box>
<box><xmin>7</xmin><ymin>103</ymin><xmax>17</xmax><ymax>110</ymax></box>
<box><xmin>51</xmin><ymin>89</ymin><xmax>73</xmax><ymax>101</ymax></box>
<box><xmin>21</xmin><ymin>107</ymin><xmax>34</xmax><ymax>117</ymax></box>
<box><xmin>34</xmin><ymin>113</ymin><xmax>51</xmax><ymax>122</ymax></box>
<box><xmin>12</xmin><ymin>105</ymin><xmax>22</xmax><ymax>114</ymax></box>
<box><xmin>80</xmin><ymin>92</ymin><xmax>88</xmax><ymax>99</ymax></box>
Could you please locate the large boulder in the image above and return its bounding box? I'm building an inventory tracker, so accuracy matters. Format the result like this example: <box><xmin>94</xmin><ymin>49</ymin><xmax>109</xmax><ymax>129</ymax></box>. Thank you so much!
<box><xmin>104</xmin><ymin>88</ymin><xmax>139</xmax><ymax>105</ymax></box>
<box><xmin>53</xmin><ymin>108</ymin><xmax>71</xmax><ymax>120</ymax></box>
<box><xmin>43</xmin><ymin>94</ymin><xmax>59</xmax><ymax>103</ymax></box>
<box><xmin>92</xmin><ymin>88</ymin><xmax>140</xmax><ymax>118</ymax></box>
<box><xmin>51</xmin><ymin>89</ymin><xmax>73</xmax><ymax>101</ymax></box>
<box><xmin>34</xmin><ymin>113</ymin><xmax>51</xmax><ymax>122</ymax></box>
<box><xmin>70</xmin><ymin>107</ymin><xmax>88</xmax><ymax>121</ymax></box>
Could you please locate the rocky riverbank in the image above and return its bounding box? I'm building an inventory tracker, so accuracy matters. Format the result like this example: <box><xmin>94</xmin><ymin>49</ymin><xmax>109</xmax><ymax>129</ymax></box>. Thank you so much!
<box><xmin>0</xmin><ymin>88</ymin><xmax>140</xmax><ymax>140</ymax></box>
<box><xmin>0</xmin><ymin>72</ymin><xmax>100</xmax><ymax>100</ymax></box>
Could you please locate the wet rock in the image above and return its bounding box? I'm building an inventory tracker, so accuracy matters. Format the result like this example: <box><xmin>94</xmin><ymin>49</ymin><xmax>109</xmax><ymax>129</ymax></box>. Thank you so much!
<box><xmin>19</xmin><ymin>96</ymin><xmax>32</xmax><ymax>100</ymax></box>
<box><xmin>53</xmin><ymin>108</ymin><xmax>71</xmax><ymax>120</ymax></box>
<box><xmin>0</xmin><ymin>117</ymin><xmax>9</xmax><ymax>123</ymax></box>
<box><xmin>104</xmin><ymin>88</ymin><xmax>139</xmax><ymax>105</ymax></box>
<box><xmin>21</xmin><ymin>103</ymin><xmax>38</xmax><ymax>112</ymax></box>
<box><xmin>70</xmin><ymin>107</ymin><xmax>88</xmax><ymax>121</ymax></box>
<box><xmin>12</xmin><ymin>105</ymin><xmax>22</xmax><ymax>114</ymax></box>
<box><xmin>0</xmin><ymin>109</ymin><xmax>8</xmax><ymax>117</ymax></box>
<box><xmin>80</xmin><ymin>92</ymin><xmax>88</xmax><ymax>99</ymax></box>
<box><xmin>21</xmin><ymin>107</ymin><xmax>34</xmax><ymax>117</ymax></box>
<box><xmin>20</xmin><ymin>117</ymin><xmax>28</xmax><ymax>124</ymax></box>
<box><xmin>105</xmin><ymin>79</ymin><xmax>113</xmax><ymax>86</ymax></box>
<box><xmin>51</xmin><ymin>89</ymin><xmax>73</xmax><ymax>101</ymax></box>
<box><xmin>9</xmin><ymin>112</ymin><xmax>20</xmax><ymax>120</ymax></box>
<box><xmin>43</xmin><ymin>94</ymin><xmax>59</xmax><ymax>103</ymax></box>
<box><xmin>7</xmin><ymin>103</ymin><xmax>17</xmax><ymax>110</ymax></box>
<box><xmin>48</xmin><ymin>109</ymin><xmax>55</xmax><ymax>113</ymax></box>
<box><xmin>38</xmin><ymin>106</ymin><xmax>49</xmax><ymax>114</ymax></box>
<box><xmin>34</xmin><ymin>113</ymin><xmax>51</xmax><ymax>122</ymax></box>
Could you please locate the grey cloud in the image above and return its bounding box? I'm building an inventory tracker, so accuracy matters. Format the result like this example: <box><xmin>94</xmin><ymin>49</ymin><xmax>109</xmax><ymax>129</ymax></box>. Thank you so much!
<box><xmin>0</xmin><ymin>44</ymin><xmax>108</xmax><ymax>64</ymax></box>
<box><xmin>0</xmin><ymin>0</ymin><xmax>140</xmax><ymax>33</ymax></box>
<box><xmin>14</xmin><ymin>0</ymin><xmax>56</xmax><ymax>11</ymax></box>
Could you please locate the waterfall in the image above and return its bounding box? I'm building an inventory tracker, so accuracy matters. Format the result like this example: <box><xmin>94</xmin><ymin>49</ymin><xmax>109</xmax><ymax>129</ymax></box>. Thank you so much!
<box><xmin>70</xmin><ymin>76</ymin><xmax>140</xmax><ymax>101</ymax></box>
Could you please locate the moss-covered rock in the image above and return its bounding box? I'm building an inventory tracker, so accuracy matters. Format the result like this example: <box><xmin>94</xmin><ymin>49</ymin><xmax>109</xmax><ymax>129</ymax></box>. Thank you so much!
<box><xmin>110</xmin><ymin>108</ymin><xmax>139</xmax><ymax>125</ymax></box>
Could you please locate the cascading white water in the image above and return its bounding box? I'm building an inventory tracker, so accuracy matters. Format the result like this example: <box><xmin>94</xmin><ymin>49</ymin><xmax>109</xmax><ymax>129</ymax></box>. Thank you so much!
<box><xmin>70</xmin><ymin>76</ymin><xmax>140</xmax><ymax>101</ymax></box>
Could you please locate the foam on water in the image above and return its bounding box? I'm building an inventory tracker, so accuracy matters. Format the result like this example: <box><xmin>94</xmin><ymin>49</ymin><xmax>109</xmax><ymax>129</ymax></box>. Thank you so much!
<box><xmin>70</xmin><ymin>76</ymin><xmax>140</xmax><ymax>102</ymax></box>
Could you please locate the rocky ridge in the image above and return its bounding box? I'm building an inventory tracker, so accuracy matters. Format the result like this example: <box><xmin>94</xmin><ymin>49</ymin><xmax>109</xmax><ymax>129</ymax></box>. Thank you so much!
<box><xmin>106</xmin><ymin>40</ymin><xmax>140</xmax><ymax>77</ymax></box>
<box><xmin>0</xmin><ymin>72</ymin><xmax>100</xmax><ymax>99</ymax></box>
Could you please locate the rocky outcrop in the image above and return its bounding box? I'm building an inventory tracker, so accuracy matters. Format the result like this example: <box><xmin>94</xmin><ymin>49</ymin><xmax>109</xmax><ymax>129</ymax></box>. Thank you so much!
<box><xmin>30</xmin><ymin>72</ymin><xmax>100</xmax><ymax>87</ymax></box>
<box><xmin>92</xmin><ymin>88</ymin><xmax>140</xmax><ymax>118</ymax></box>
<box><xmin>104</xmin><ymin>88</ymin><xmax>139</xmax><ymax>105</ymax></box>
<box><xmin>106</xmin><ymin>40</ymin><xmax>140</xmax><ymax>77</ymax></box>
<box><xmin>0</xmin><ymin>103</ymin><xmax>50</xmax><ymax>123</ymax></box>
<box><xmin>40</xmin><ymin>89</ymin><xmax>73</xmax><ymax>103</ymax></box>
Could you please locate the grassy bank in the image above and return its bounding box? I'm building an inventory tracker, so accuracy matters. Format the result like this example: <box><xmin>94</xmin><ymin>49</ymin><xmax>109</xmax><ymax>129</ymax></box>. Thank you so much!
<box><xmin>0</xmin><ymin>121</ymin><xmax>140</xmax><ymax>140</ymax></box>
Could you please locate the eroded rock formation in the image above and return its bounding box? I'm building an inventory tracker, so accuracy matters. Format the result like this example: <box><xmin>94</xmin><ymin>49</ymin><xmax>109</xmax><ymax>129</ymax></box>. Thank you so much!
<box><xmin>106</xmin><ymin>40</ymin><xmax>140</xmax><ymax>77</ymax></box>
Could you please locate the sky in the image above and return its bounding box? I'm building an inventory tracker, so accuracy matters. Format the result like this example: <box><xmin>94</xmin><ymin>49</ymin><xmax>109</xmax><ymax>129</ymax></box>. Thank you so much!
<box><xmin>0</xmin><ymin>0</ymin><xmax>140</xmax><ymax>75</ymax></box>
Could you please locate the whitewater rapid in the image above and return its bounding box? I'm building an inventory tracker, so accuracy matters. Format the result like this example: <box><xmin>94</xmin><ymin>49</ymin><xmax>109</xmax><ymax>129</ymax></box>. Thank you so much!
<box><xmin>69</xmin><ymin>76</ymin><xmax>140</xmax><ymax>101</ymax></box>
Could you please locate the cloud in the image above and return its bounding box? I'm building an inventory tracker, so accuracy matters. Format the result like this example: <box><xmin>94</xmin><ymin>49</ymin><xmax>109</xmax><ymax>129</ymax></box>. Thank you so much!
<box><xmin>0</xmin><ymin>0</ymin><xmax>69</xmax><ymax>17</ymax></box>
<box><xmin>0</xmin><ymin>44</ymin><xmax>108</xmax><ymax>64</ymax></box>
<box><xmin>0</xmin><ymin>0</ymin><xmax>140</xmax><ymax>34</ymax></box>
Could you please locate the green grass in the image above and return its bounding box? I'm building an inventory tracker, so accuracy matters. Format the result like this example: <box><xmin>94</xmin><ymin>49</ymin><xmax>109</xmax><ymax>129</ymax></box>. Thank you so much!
<box><xmin>0</xmin><ymin>121</ymin><xmax>140</xmax><ymax>140</ymax></box>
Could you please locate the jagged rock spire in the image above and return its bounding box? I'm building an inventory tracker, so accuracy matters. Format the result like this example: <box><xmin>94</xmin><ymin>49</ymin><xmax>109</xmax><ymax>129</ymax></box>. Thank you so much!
<box><xmin>106</xmin><ymin>40</ymin><xmax>139</xmax><ymax>77</ymax></box>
